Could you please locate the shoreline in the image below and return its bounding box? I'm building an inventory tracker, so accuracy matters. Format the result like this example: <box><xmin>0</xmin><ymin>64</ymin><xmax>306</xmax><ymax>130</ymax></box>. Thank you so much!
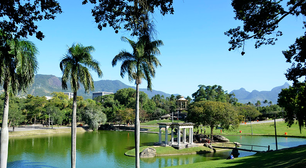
<box><xmin>8</xmin><ymin>126</ymin><xmax>87</xmax><ymax>138</ymax></box>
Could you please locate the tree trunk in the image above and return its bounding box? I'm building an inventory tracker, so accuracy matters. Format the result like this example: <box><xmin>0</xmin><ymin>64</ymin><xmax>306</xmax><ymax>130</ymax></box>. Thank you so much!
<box><xmin>135</xmin><ymin>83</ymin><xmax>140</xmax><ymax>168</ymax></box>
<box><xmin>210</xmin><ymin>126</ymin><xmax>214</xmax><ymax>142</ymax></box>
<box><xmin>71</xmin><ymin>91</ymin><xmax>77</xmax><ymax>168</ymax></box>
<box><xmin>1</xmin><ymin>88</ymin><xmax>10</xmax><ymax>168</ymax></box>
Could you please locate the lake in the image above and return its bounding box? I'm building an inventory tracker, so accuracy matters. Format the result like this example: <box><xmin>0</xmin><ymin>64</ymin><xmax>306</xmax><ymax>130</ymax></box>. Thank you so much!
<box><xmin>7</xmin><ymin>131</ymin><xmax>306</xmax><ymax>168</ymax></box>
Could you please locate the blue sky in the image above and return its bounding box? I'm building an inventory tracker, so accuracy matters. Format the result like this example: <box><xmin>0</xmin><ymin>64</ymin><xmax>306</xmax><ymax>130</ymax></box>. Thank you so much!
<box><xmin>27</xmin><ymin>0</ymin><xmax>305</xmax><ymax>97</ymax></box>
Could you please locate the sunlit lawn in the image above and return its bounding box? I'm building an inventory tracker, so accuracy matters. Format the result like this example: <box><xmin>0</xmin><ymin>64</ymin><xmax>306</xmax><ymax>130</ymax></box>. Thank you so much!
<box><xmin>143</xmin><ymin>120</ymin><xmax>306</xmax><ymax>137</ymax></box>
<box><xmin>216</xmin><ymin>121</ymin><xmax>306</xmax><ymax>137</ymax></box>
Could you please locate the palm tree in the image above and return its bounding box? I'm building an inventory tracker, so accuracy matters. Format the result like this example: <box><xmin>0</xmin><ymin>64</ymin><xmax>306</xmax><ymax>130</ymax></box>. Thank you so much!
<box><xmin>0</xmin><ymin>32</ymin><xmax>38</xmax><ymax>168</ymax></box>
<box><xmin>60</xmin><ymin>43</ymin><xmax>102</xmax><ymax>168</ymax></box>
<box><xmin>112</xmin><ymin>35</ymin><xmax>163</xmax><ymax>168</ymax></box>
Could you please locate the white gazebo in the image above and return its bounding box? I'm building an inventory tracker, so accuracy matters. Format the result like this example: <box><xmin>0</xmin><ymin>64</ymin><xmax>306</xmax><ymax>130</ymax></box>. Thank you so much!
<box><xmin>157</xmin><ymin>122</ymin><xmax>196</xmax><ymax>149</ymax></box>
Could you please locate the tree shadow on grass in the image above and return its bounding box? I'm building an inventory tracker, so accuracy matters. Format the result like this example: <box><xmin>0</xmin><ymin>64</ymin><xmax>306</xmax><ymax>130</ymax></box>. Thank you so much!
<box><xmin>220</xmin><ymin>145</ymin><xmax>306</xmax><ymax>168</ymax></box>
<box><xmin>8</xmin><ymin>160</ymin><xmax>58</xmax><ymax>168</ymax></box>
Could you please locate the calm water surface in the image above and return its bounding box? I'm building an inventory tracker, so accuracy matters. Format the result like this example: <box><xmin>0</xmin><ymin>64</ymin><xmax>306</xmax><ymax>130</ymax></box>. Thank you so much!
<box><xmin>7</xmin><ymin>131</ymin><xmax>306</xmax><ymax>168</ymax></box>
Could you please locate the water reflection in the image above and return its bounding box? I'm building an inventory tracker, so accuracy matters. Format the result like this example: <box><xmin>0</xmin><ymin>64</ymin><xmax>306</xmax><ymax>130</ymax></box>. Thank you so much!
<box><xmin>8</xmin><ymin>131</ymin><xmax>306</xmax><ymax>168</ymax></box>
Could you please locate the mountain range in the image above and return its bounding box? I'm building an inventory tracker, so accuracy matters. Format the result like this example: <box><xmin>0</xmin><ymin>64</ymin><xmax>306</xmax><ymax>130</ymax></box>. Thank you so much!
<box><xmin>1</xmin><ymin>74</ymin><xmax>290</xmax><ymax>104</ymax></box>
<box><xmin>21</xmin><ymin>74</ymin><xmax>171</xmax><ymax>99</ymax></box>
<box><xmin>230</xmin><ymin>82</ymin><xmax>290</xmax><ymax>104</ymax></box>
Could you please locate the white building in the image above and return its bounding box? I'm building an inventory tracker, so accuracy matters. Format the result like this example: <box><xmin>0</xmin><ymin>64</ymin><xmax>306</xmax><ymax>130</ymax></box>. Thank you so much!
<box><xmin>64</xmin><ymin>92</ymin><xmax>74</xmax><ymax>99</ymax></box>
<box><xmin>92</xmin><ymin>91</ymin><xmax>113</xmax><ymax>99</ymax></box>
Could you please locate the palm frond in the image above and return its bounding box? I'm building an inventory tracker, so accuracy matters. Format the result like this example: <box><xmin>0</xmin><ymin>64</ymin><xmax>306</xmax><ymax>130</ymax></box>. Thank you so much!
<box><xmin>59</xmin><ymin>43</ymin><xmax>102</xmax><ymax>92</ymax></box>
<box><xmin>112</xmin><ymin>51</ymin><xmax>134</xmax><ymax>66</ymax></box>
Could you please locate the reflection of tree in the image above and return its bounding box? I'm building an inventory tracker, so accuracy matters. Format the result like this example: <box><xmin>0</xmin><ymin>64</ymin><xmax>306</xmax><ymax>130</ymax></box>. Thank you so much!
<box><xmin>9</xmin><ymin>135</ymin><xmax>71</xmax><ymax>158</ymax></box>
<box><xmin>8</xmin><ymin>131</ymin><xmax>161</xmax><ymax>166</ymax></box>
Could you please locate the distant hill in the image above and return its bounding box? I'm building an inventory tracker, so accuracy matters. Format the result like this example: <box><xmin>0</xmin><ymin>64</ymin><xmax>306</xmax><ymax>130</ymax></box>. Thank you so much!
<box><xmin>231</xmin><ymin>83</ymin><xmax>290</xmax><ymax>104</ymax></box>
<box><xmin>17</xmin><ymin>74</ymin><xmax>171</xmax><ymax>99</ymax></box>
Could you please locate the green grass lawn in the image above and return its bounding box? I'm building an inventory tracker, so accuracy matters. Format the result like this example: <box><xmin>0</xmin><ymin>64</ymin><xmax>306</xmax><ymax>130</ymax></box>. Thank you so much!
<box><xmin>141</xmin><ymin>120</ymin><xmax>306</xmax><ymax>137</ymax></box>
<box><xmin>125</xmin><ymin>146</ymin><xmax>212</xmax><ymax>156</ymax></box>
<box><xmin>168</xmin><ymin>145</ymin><xmax>306</xmax><ymax>168</ymax></box>
<box><xmin>215</xmin><ymin>121</ymin><xmax>306</xmax><ymax>137</ymax></box>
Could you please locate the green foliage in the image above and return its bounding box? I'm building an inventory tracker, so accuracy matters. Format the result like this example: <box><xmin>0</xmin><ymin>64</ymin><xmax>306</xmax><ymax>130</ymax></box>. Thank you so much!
<box><xmin>112</xmin><ymin>36</ymin><xmax>163</xmax><ymax>90</ymax></box>
<box><xmin>192</xmin><ymin>85</ymin><xmax>237</xmax><ymax>103</ymax></box>
<box><xmin>114</xmin><ymin>88</ymin><xmax>136</xmax><ymax>108</ymax></box>
<box><xmin>187</xmin><ymin>101</ymin><xmax>239</xmax><ymax>139</ymax></box>
<box><xmin>0</xmin><ymin>34</ymin><xmax>39</xmax><ymax>95</ymax></box>
<box><xmin>226</xmin><ymin>0</ymin><xmax>306</xmax><ymax>83</ymax></box>
<box><xmin>278</xmin><ymin>82</ymin><xmax>306</xmax><ymax>132</ymax></box>
<box><xmin>60</xmin><ymin>43</ymin><xmax>102</xmax><ymax>93</ymax></box>
<box><xmin>46</xmin><ymin>105</ymin><xmax>64</xmax><ymax>126</ymax></box>
<box><xmin>83</xmin><ymin>0</ymin><xmax>174</xmax><ymax>36</ymax></box>
<box><xmin>81</xmin><ymin>104</ymin><xmax>107</xmax><ymax>131</ymax></box>
<box><xmin>225</xmin><ymin>0</ymin><xmax>304</xmax><ymax>51</ymax></box>
<box><xmin>0</xmin><ymin>1</ymin><xmax>62</xmax><ymax>40</ymax></box>
<box><xmin>8</xmin><ymin>97</ymin><xmax>25</xmax><ymax>129</ymax></box>
<box><xmin>235</xmin><ymin>104</ymin><xmax>261</xmax><ymax>121</ymax></box>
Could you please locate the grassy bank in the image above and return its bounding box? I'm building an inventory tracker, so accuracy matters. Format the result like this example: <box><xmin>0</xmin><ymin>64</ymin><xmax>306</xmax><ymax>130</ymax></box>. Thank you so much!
<box><xmin>217</xmin><ymin>121</ymin><xmax>306</xmax><ymax>137</ymax></box>
<box><xmin>9</xmin><ymin>127</ymin><xmax>86</xmax><ymax>138</ymax></box>
<box><xmin>141</xmin><ymin>120</ymin><xmax>306</xmax><ymax>137</ymax></box>
<box><xmin>168</xmin><ymin>145</ymin><xmax>306</xmax><ymax>168</ymax></box>
<box><xmin>125</xmin><ymin>146</ymin><xmax>213</xmax><ymax>157</ymax></box>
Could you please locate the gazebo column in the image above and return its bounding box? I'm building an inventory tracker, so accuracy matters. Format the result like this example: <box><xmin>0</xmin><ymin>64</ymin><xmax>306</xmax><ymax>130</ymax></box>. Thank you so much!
<box><xmin>177</xmin><ymin>127</ymin><xmax>180</xmax><ymax>146</ymax></box>
<box><xmin>190</xmin><ymin>128</ymin><xmax>193</xmax><ymax>144</ymax></box>
<box><xmin>171</xmin><ymin>127</ymin><xmax>174</xmax><ymax>144</ymax></box>
<box><xmin>159</xmin><ymin>127</ymin><xmax>162</xmax><ymax>144</ymax></box>
<box><xmin>165</xmin><ymin>126</ymin><xmax>169</xmax><ymax>145</ymax></box>
<box><xmin>183</xmin><ymin>128</ymin><xmax>186</xmax><ymax>143</ymax></box>
<box><xmin>189</xmin><ymin>128</ymin><xmax>191</xmax><ymax>143</ymax></box>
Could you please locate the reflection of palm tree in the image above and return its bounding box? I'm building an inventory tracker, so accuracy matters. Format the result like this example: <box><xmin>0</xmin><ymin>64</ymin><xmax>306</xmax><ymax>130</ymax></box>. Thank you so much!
<box><xmin>60</xmin><ymin>43</ymin><xmax>102</xmax><ymax>168</ymax></box>
<box><xmin>112</xmin><ymin>36</ymin><xmax>163</xmax><ymax>168</ymax></box>
<box><xmin>0</xmin><ymin>34</ymin><xmax>38</xmax><ymax>168</ymax></box>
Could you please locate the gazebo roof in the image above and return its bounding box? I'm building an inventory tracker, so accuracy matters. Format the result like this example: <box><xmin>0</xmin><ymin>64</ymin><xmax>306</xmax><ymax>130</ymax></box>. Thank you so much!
<box><xmin>177</xmin><ymin>96</ymin><xmax>187</xmax><ymax>101</ymax></box>
<box><xmin>157</xmin><ymin>122</ymin><xmax>194</xmax><ymax>126</ymax></box>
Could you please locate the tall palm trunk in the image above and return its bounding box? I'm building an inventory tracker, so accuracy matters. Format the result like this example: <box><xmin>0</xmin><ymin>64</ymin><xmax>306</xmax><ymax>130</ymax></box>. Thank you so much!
<box><xmin>1</xmin><ymin>81</ymin><xmax>10</xmax><ymax>168</ymax></box>
<box><xmin>71</xmin><ymin>91</ymin><xmax>77</xmax><ymax>168</ymax></box>
<box><xmin>135</xmin><ymin>83</ymin><xmax>140</xmax><ymax>168</ymax></box>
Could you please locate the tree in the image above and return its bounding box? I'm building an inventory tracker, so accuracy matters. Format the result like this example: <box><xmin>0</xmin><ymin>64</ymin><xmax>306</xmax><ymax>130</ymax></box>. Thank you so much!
<box><xmin>225</xmin><ymin>0</ymin><xmax>306</xmax><ymax>83</ymax></box>
<box><xmin>236</xmin><ymin>105</ymin><xmax>261</xmax><ymax>121</ymax></box>
<box><xmin>187</xmin><ymin>101</ymin><xmax>239</xmax><ymax>141</ymax></box>
<box><xmin>278</xmin><ymin>82</ymin><xmax>306</xmax><ymax>133</ymax></box>
<box><xmin>114</xmin><ymin>88</ymin><xmax>136</xmax><ymax>108</ymax></box>
<box><xmin>8</xmin><ymin>96</ymin><xmax>25</xmax><ymax>131</ymax></box>
<box><xmin>82</xmin><ymin>0</ymin><xmax>174</xmax><ymax>36</ymax></box>
<box><xmin>0</xmin><ymin>0</ymin><xmax>62</xmax><ymax>40</ymax></box>
<box><xmin>0</xmin><ymin>35</ymin><xmax>38</xmax><ymax>168</ymax></box>
<box><xmin>112</xmin><ymin>35</ymin><xmax>163</xmax><ymax>168</ymax></box>
<box><xmin>81</xmin><ymin>104</ymin><xmax>107</xmax><ymax>131</ymax></box>
<box><xmin>263</xmin><ymin>100</ymin><xmax>268</xmax><ymax>105</ymax></box>
<box><xmin>46</xmin><ymin>105</ymin><xmax>63</xmax><ymax>128</ymax></box>
<box><xmin>60</xmin><ymin>43</ymin><xmax>102</xmax><ymax>168</ymax></box>
<box><xmin>192</xmin><ymin>85</ymin><xmax>237</xmax><ymax>103</ymax></box>
<box><xmin>255</xmin><ymin>100</ymin><xmax>261</xmax><ymax>108</ymax></box>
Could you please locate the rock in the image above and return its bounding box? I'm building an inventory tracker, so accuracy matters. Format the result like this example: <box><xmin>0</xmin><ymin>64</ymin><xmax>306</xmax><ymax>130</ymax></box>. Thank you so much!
<box><xmin>234</xmin><ymin>142</ymin><xmax>241</xmax><ymax>147</ymax></box>
<box><xmin>140</xmin><ymin>147</ymin><xmax>156</xmax><ymax>158</ymax></box>
<box><xmin>213</xmin><ymin>135</ymin><xmax>229</xmax><ymax>142</ymax></box>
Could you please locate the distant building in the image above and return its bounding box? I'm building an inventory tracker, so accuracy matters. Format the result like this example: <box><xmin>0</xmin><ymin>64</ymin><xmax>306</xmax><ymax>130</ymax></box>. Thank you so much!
<box><xmin>45</xmin><ymin>96</ymin><xmax>53</xmax><ymax>100</ymax></box>
<box><xmin>64</xmin><ymin>92</ymin><xmax>74</xmax><ymax>99</ymax></box>
<box><xmin>92</xmin><ymin>91</ymin><xmax>113</xmax><ymax>99</ymax></box>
